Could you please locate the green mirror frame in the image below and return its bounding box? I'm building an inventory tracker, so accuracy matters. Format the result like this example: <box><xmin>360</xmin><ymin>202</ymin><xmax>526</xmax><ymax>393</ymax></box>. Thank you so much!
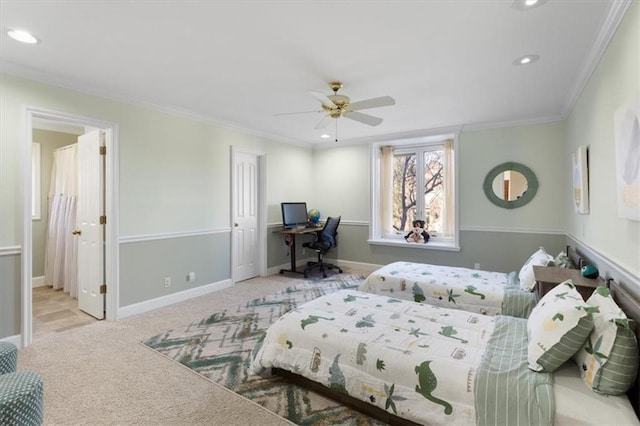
<box><xmin>483</xmin><ymin>162</ymin><xmax>538</xmax><ymax>209</ymax></box>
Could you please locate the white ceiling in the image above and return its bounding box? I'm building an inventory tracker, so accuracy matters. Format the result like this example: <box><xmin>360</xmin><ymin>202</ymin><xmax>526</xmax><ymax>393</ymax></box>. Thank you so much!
<box><xmin>0</xmin><ymin>1</ymin><xmax>632</xmax><ymax>146</ymax></box>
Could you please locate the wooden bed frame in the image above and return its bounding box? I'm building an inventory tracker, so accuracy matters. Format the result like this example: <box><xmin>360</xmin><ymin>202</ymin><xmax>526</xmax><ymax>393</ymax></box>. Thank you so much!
<box><xmin>271</xmin><ymin>246</ymin><xmax>640</xmax><ymax>424</ymax></box>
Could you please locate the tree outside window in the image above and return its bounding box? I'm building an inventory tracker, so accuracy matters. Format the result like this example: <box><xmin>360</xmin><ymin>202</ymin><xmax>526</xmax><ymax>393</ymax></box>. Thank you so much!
<box><xmin>371</xmin><ymin>135</ymin><xmax>456</xmax><ymax>247</ymax></box>
<box><xmin>392</xmin><ymin>149</ymin><xmax>444</xmax><ymax>233</ymax></box>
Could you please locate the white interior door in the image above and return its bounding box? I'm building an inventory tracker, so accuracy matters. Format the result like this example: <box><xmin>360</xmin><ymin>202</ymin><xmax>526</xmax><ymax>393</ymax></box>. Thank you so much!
<box><xmin>233</xmin><ymin>151</ymin><xmax>259</xmax><ymax>282</ymax></box>
<box><xmin>77</xmin><ymin>129</ymin><xmax>105</xmax><ymax>319</ymax></box>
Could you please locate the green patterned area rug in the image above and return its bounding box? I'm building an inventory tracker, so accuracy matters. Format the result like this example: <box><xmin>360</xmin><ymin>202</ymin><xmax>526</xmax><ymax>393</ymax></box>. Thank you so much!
<box><xmin>142</xmin><ymin>274</ymin><xmax>386</xmax><ymax>425</ymax></box>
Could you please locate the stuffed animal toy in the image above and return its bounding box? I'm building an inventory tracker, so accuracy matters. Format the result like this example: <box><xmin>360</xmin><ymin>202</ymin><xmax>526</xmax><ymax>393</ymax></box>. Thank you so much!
<box><xmin>404</xmin><ymin>220</ymin><xmax>430</xmax><ymax>243</ymax></box>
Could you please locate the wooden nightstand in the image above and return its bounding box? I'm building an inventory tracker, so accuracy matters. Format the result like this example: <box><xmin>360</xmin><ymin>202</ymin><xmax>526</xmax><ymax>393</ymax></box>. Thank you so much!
<box><xmin>533</xmin><ymin>265</ymin><xmax>601</xmax><ymax>300</ymax></box>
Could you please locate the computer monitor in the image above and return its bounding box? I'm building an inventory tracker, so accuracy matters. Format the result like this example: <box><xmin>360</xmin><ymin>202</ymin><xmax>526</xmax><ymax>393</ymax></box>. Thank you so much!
<box><xmin>281</xmin><ymin>202</ymin><xmax>308</xmax><ymax>229</ymax></box>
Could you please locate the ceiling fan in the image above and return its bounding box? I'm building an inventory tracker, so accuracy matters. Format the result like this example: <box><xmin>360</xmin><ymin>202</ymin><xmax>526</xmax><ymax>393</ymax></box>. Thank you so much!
<box><xmin>278</xmin><ymin>81</ymin><xmax>395</xmax><ymax>134</ymax></box>
<box><xmin>308</xmin><ymin>81</ymin><xmax>395</xmax><ymax>130</ymax></box>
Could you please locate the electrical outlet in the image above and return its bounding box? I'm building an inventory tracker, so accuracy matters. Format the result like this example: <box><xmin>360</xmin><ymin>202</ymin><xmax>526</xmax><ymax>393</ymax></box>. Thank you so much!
<box><xmin>474</xmin><ymin>263</ymin><xmax>480</xmax><ymax>270</ymax></box>
<box><xmin>164</xmin><ymin>277</ymin><xmax>171</xmax><ymax>288</ymax></box>
<box><xmin>187</xmin><ymin>272</ymin><xmax>196</xmax><ymax>282</ymax></box>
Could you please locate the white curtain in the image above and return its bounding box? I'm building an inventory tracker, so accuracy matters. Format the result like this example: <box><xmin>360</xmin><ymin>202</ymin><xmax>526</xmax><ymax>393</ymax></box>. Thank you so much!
<box><xmin>380</xmin><ymin>146</ymin><xmax>394</xmax><ymax>236</ymax></box>
<box><xmin>44</xmin><ymin>144</ymin><xmax>79</xmax><ymax>298</ymax></box>
<box><xmin>443</xmin><ymin>139</ymin><xmax>454</xmax><ymax>237</ymax></box>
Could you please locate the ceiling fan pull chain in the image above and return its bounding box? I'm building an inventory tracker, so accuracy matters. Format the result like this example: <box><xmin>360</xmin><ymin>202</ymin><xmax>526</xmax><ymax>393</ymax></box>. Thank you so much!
<box><xmin>335</xmin><ymin>118</ymin><xmax>338</xmax><ymax>142</ymax></box>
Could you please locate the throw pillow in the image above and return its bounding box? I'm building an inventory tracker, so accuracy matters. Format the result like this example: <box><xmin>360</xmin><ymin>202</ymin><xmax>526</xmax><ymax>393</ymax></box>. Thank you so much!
<box><xmin>519</xmin><ymin>247</ymin><xmax>554</xmax><ymax>291</ymax></box>
<box><xmin>552</xmin><ymin>251</ymin><xmax>573</xmax><ymax>269</ymax></box>
<box><xmin>574</xmin><ymin>286</ymin><xmax>638</xmax><ymax>395</ymax></box>
<box><xmin>528</xmin><ymin>280</ymin><xmax>594</xmax><ymax>372</ymax></box>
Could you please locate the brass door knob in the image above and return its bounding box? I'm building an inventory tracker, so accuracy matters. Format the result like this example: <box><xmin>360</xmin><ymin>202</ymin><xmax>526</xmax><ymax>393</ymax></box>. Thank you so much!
<box><xmin>72</xmin><ymin>230</ymin><xmax>82</xmax><ymax>235</ymax></box>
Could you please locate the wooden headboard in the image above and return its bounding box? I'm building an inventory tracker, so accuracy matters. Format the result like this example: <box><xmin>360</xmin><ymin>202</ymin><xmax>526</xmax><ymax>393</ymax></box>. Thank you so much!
<box><xmin>566</xmin><ymin>245</ymin><xmax>585</xmax><ymax>269</ymax></box>
<box><xmin>609</xmin><ymin>278</ymin><xmax>640</xmax><ymax>418</ymax></box>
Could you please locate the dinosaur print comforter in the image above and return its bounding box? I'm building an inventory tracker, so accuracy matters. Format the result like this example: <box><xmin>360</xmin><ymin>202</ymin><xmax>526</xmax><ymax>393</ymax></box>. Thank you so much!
<box><xmin>358</xmin><ymin>261</ymin><xmax>536</xmax><ymax>318</ymax></box>
<box><xmin>250</xmin><ymin>290</ymin><xmax>554</xmax><ymax>426</ymax></box>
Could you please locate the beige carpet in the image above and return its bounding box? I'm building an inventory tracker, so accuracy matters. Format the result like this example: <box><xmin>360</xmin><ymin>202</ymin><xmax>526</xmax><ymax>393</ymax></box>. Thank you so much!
<box><xmin>17</xmin><ymin>271</ymin><xmax>368</xmax><ymax>425</ymax></box>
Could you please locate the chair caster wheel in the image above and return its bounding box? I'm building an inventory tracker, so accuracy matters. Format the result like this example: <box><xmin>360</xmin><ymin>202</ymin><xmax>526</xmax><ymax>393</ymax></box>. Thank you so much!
<box><xmin>322</xmin><ymin>273</ymin><xmax>327</xmax><ymax>278</ymax></box>
<box><xmin>303</xmin><ymin>273</ymin><xmax>308</xmax><ymax>278</ymax></box>
<box><xmin>338</xmin><ymin>268</ymin><xmax>343</xmax><ymax>273</ymax></box>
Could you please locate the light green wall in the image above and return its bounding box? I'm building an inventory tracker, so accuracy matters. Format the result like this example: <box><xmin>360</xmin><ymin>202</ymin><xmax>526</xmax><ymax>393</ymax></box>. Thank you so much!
<box><xmin>309</xmin><ymin>122</ymin><xmax>567</xmax><ymax>273</ymax></box>
<box><xmin>312</xmin><ymin>144</ymin><xmax>371</xmax><ymax>221</ymax></box>
<box><xmin>0</xmin><ymin>72</ymin><xmax>314</xmax><ymax>337</ymax></box>
<box><xmin>459</xmin><ymin>122</ymin><xmax>566</xmax><ymax>230</ymax></box>
<box><xmin>564</xmin><ymin>2</ymin><xmax>640</xmax><ymax>279</ymax></box>
<box><xmin>1</xmin><ymin>4</ymin><xmax>638</xmax><ymax>340</ymax></box>
<box><xmin>31</xmin><ymin>129</ymin><xmax>78</xmax><ymax>278</ymax></box>
<box><xmin>312</xmin><ymin>122</ymin><xmax>566</xmax><ymax>232</ymax></box>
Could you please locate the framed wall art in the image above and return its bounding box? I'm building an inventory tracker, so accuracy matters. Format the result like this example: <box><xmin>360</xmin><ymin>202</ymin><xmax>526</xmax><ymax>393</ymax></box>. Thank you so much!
<box><xmin>572</xmin><ymin>145</ymin><xmax>589</xmax><ymax>214</ymax></box>
<box><xmin>614</xmin><ymin>94</ymin><xmax>640</xmax><ymax>221</ymax></box>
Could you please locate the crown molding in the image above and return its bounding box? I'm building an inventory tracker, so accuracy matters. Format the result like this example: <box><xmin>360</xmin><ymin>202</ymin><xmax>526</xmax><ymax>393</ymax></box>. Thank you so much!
<box><xmin>0</xmin><ymin>61</ymin><xmax>311</xmax><ymax>149</ymax></box>
<box><xmin>561</xmin><ymin>0</ymin><xmax>634</xmax><ymax>116</ymax></box>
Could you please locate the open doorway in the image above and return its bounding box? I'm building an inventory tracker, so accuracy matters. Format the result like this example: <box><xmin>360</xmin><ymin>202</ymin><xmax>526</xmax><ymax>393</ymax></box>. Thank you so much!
<box><xmin>22</xmin><ymin>108</ymin><xmax>119</xmax><ymax>347</ymax></box>
<box><xmin>31</xmin><ymin>122</ymin><xmax>98</xmax><ymax>338</ymax></box>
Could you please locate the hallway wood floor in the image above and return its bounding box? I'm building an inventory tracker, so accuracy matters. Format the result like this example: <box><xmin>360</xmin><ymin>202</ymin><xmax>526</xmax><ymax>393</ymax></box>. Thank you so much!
<box><xmin>32</xmin><ymin>286</ymin><xmax>98</xmax><ymax>339</ymax></box>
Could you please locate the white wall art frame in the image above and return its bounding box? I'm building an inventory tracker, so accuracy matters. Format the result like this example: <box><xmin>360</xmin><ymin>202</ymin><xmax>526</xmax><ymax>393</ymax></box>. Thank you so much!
<box><xmin>572</xmin><ymin>145</ymin><xmax>589</xmax><ymax>214</ymax></box>
<box><xmin>614</xmin><ymin>93</ymin><xmax>640</xmax><ymax>221</ymax></box>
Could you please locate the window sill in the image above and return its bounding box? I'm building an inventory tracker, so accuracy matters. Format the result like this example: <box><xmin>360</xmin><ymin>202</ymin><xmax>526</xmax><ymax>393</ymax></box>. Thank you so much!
<box><xmin>367</xmin><ymin>238</ymin><xmax>460</xmax><ymax>252</ymax></box>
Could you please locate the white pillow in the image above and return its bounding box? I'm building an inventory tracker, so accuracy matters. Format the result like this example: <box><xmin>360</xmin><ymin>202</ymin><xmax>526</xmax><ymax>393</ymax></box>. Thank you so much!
<box><xmin>574</xmin><ymin>286</ymin><xmax>639</xmax><ymax>395</ymax></box>
<box><xmin>519</xmin><ymin>247</ymin><xmax>554</xmax><ymax>291</ymax></box>
<box><xmin>528</xmin><ymin>280</ymin><xmax>594</xmax><ymax>372</ymax></box>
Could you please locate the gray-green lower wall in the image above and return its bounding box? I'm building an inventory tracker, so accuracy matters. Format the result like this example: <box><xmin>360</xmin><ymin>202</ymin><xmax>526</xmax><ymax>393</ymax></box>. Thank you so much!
<box><xmin>0</xmin><ymin>227</ymin><xmax>607</xmax><ymax>340</ymax></box>
<box><xmin>119</xmin><ymin>232</ymin><xmax>231</xmax><ymax>307</ymax></box>
<box><xmin>266</xmin><ymin>223</ymin><xmax>567</xmax><ymax>273</ymax></box>
<box><xmin>0</xmin><ymin>252</ymin><xmax>20</xmax><ymax>338</ymax></box>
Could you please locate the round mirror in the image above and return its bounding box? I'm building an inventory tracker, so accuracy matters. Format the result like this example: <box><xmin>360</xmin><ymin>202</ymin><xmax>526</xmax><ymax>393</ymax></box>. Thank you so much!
<box><xmin>483</xmin><ymin>162</ymin><xmax>538</xmax><ymax>209</ymax></box>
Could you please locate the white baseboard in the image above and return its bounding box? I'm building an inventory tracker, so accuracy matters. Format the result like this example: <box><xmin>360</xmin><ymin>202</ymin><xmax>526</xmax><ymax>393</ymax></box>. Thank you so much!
<box><xmin>0</xmin><ymin>335</ymin><xmax>22</xmax><ymax>348</ymax></box>
<box><xmin>32</xmin><ymin>276</ymin><xmax>45</xmax><ymax>288</ymax></box>
<box><xmin>117</xmin><ymin>279</ymin><xmax>233</xmax><ymax>319</ymax></box>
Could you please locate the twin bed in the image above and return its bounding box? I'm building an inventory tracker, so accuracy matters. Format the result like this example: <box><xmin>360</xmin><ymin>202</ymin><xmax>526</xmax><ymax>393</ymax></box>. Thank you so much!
<box><xmin>357</xmin><ymin>246</ymin><xmax>583</xmax><ymax>318</ymax></box>
<box><xmin>357</xmin><ymin>261</ymin><xmax>534</xmax><ymax>318</ymax></box>
<box><xmin>249</xmin><ymin>249</ymin><xmax>640</xmax><ymax>425</ymax></box>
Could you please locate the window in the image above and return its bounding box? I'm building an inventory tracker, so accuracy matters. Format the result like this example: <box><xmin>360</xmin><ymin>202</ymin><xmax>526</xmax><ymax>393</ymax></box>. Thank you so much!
<box><xmin>370</xmin><ymin>135</ymin><xmax>459</xmax><ymax>250</ymax></box>
<box><xmin>32</xmin><ymin>142</ymin><xmax>41</xmax><ymax>220</ymax></box>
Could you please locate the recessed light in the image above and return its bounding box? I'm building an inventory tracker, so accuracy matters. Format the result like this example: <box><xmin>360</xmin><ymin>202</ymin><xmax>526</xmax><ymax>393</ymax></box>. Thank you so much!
<box><xmin>320</xmin><ymin>134</ymin><xmax>330</xmax><ymax>139</ymax></box>
<box><xmin>7</xmin><ymin>29</ymin><xmax>40</xmax><ymax>44</ymax></box>
<box><xmin>512</xmin><ymin>0</ymin><xmax>546</xmax><ymax>10</ymax></box>
<box><xmin>513</xmin><ymin>54</ymin><xmax>540</xmax><ymax>66</ymax></box>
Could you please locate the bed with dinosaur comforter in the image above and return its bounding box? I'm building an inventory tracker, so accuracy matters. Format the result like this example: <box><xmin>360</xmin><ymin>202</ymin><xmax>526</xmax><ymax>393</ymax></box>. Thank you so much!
<box><xmin>358</xmin><ymin>261</ymin><xmax>536</xmax><ymax>318</ymax></box>
<box><xmin>250</xmin><ymin>289</ymin><xmax>554</xmax><ymax>426</ymax></box>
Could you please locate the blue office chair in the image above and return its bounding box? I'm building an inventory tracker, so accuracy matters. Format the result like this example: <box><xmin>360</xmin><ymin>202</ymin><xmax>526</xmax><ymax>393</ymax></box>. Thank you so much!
<box><xmin>303</xmin><ymin>216</ymin><xmax>343</xmax><ymax>278</ymax></box>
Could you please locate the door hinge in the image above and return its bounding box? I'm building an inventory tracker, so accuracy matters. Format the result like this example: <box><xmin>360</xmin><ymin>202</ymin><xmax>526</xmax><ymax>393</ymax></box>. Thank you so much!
<box><xmin>100</xmin><ymin>146</ymin><xmax>106</xmax><ymax>155</ymax></box>
<box><xmin>100</xmin><ymin>284</ymin><xmax>107</xmax><ymax>294</ymax></box>
<box><xmin>100</xmin><ymin>215</ymin><xmax>107</xmax><ymax>225</ymax></box>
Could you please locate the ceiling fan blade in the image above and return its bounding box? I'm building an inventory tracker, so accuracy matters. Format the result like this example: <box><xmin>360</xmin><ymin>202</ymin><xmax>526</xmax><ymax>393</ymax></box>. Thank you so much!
<box><xmin>343</xmin><ymin>111</ymin><xmax>383</xmax><ymax>127</ymax></box>
<box><xmin>348</xmin><ymin>96</ymin><xmax>395</xmax><ymax>111</ymax></box>
<box><xmin>309</xmin><ymin>91</ymin><xmax>337</xmax><ymax>109</ymax></box>
<box><xmin>275</xmin><ymin>110</ymin><xmax>323</xmax><ymax>116</ymax></box>
<box><xmin>314</xmin><ymin>114</ymin><xmax>332</xmax><ymax>130</ymax></box>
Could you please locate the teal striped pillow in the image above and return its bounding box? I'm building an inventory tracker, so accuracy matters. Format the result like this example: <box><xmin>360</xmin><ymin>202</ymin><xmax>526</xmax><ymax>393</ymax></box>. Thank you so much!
<box><xmin>527</xmin><ymin>280</ymin><xmax>594</xmax><ymax>372</ymax></box>
<box><xmin>574</xmin><ymin>286</ymin><xmax>639</xmax><ymax>395</ymax></box>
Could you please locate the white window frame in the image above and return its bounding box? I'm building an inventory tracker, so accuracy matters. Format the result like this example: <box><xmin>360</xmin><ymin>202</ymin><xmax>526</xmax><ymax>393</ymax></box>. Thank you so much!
<box><xmin>32</xmin><ymin>142</ymin><xmax>41</xmax><ymax>220</ymax></box>
<box><xmin>369</xmin><ymin>133</ymin><xmax>460</xmax><ymax>251</ymax></box>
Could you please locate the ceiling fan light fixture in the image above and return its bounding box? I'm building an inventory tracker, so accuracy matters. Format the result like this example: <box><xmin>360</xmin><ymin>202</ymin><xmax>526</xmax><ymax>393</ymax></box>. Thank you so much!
<box><xmin>320</xmin><ymin>134</ymin><xmax>330</xmax><ymax>139</ymax></box>
<box><xmin>7</xmin><ymin>29</ymin><xmax>40</xmax><ymax>44</ymax></box>
<box><xmin>513</xmin><ymin>54</ymin><xmax>540</xmax><ymax>65</ymax></box>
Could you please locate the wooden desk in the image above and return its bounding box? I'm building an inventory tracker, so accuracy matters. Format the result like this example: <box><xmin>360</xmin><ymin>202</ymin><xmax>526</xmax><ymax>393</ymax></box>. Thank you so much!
<box><xmin>533</xmin><ymin>265</ymin><xmax>601</xmax><ymax>300</ymax></box>
<box><xmin>277</xmin><ymin>227</ymin><xmax>322</xmax><ymax>276</ymax></box>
